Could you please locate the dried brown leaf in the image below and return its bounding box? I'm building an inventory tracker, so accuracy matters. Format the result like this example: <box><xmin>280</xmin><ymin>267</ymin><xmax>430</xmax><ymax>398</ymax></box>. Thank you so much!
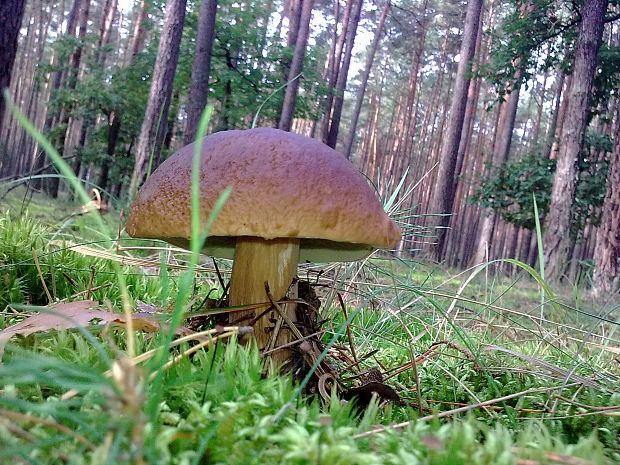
<box><xmin>0</xmin><ymin>300</ymin><xmax>192</xmax><ymax>358</ymax></box>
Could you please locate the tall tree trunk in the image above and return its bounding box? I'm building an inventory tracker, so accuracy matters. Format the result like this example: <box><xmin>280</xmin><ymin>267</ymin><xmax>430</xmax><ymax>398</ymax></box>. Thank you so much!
<box><xmin>48</xmin><ymin>0</ymin><xmax>91</xmax><ymax>198</ymax></box>
<box><xmin>474</xmin><ymin>75</ymin><xmax>522</xmax><ymax>264</ymax></box>
<box><xmin>530</xmin><ymin>62</ymin><xmax>548</xmax><ymax>147</ymax></box>
<box><xmin>126</xmin><ymin>0</ymin><xmax>149</xmax><ymax>67</ymax></box>
<box><xmin>325</xmin><ymin>0</ymin><xmax>363</xmax><ymax>148</ymax></box>
<box><xmin>101</xmin><ymin>0</ymin><xmax>149</xmax><ymax>192</ymax></box>
<box><xmin>184</xmin><ymin>0</ymin><xmax>218</xmax><ymax>144</ymax></box>
<box><xmin>592</xmin><ymin>103</ymin><xmax>620</xmax><ymax>295</ymax></box>
<box><xmin>321</xmin><ymin>0</ymin><xmax>353</xmax><ymax>143</ymax></box>
<box><xmin>286</xmin><ymin>0</ymin><xmax>303</xmax><ymax>48</ymax></box>
<box><xmin>94</xmin><ymin>0</ymin><xmax>118</xmax><ymax>66</ymax></box>
<box><xmin>278</xmin><ymin>0</ymin><xmax>314</xmax><ymax>132</ymax></box>
<box><xmin>74</xmin><ymin>0</ymin><xmax>118</xmax><ymax>188</ymax></box>
<box><xmin>0</xmin><ymin>0</ymin><xmax>26</xmax><ymax>137</ymax></box>
<box><xmin>542</xmin><ymin>69</ymin><xmax>565</xmax><ymax>159</ymax></box>
<box><xmin>389</xmin><ymin>0</ymin><xmax>428</xmax><ymax>182</ymax></box>
<box><xmin>542</xmin><ymin>0</ymin><xmax>608</xmax><ymax>281</ymax></box>
<box><xmin>309</xmin><ymin>0</ymin><xmax>339</xmax><ymax>138</ymax></box>
<box><xmin>427</xmin><ymin>0</ymin><xmax>483</xmax><ymax>261</ymax></box>
<box><xmin>129</xmin><ymin>0</ymin><xmax>187</xmax><ymax>195</ymax></box>
<box><xmin>31</xmin><ymin>0</ymin><xmax>81</xmax><ymax>190</ymax></box>
<box><xmin>343</xmin><ymin>0</ymin><xmax>390</xmax><ymax>159</ymax></box>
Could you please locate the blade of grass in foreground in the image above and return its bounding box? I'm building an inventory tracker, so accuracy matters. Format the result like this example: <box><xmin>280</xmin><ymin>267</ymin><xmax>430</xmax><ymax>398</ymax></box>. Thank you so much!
<box><xmin>145</xmin><ymin>96</ymin><xmax>168</xmax><ymax>185</ymax></box>
<box><xmin>251</xmin><ymin>72</ymin><xmax>302</xmax><ymax>128</ymax></box>
<box><xmin>533</xmin><ymin>194</ymin><xmax>545</xmax><ymax>321</ymax></box>
<box><xmin>144</xmin><ymin>104</ymin><xmax>231</xmax><ymax>443</ymax></box>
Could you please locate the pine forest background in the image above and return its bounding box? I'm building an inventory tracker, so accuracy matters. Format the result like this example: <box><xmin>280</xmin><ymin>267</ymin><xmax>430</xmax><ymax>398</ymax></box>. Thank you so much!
<box><xmin>1</xmin><ymin>0</ymin><xmax>619</xmax><ymax>292</ymax></box>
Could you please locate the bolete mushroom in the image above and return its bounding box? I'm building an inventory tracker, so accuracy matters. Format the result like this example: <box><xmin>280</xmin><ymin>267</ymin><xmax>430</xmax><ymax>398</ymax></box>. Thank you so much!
<box><xmin>125</xmin><ymin>128</ymin><xmax>401</xmax><ymax>367</ymax></box>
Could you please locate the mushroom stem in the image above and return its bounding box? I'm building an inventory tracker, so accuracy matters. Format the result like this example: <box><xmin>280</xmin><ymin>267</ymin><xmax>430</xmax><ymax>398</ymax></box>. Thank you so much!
<box><xmin>228</xmin><ymin>237</ymin><xmax>300</xmax><ymax>368</ymax></box>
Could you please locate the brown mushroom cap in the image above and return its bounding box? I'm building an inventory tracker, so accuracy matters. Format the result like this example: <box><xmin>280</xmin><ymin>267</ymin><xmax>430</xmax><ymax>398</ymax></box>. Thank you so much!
<box><xmin>125</xmin><ymin>128</ymin><xmax>401</xmax><ymax>262</ymax></box>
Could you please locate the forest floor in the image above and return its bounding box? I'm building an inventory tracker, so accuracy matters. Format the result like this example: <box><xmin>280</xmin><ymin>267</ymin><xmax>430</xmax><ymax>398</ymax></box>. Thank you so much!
<box><xmin>0</xmin><ymin>186</ymin><xmax>618</xmax><ymax>464</ymax></box>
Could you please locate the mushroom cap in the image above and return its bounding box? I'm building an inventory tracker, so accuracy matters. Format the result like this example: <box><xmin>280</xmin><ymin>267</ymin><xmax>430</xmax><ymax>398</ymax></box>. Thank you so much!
<box><xmin>125</xmin><ymin>128</ymin><xmax>401</xmax><ymax>262</ymax></box>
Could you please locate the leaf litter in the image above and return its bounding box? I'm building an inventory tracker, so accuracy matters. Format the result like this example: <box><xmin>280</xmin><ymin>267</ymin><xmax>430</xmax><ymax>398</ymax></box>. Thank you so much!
<box><xmin>0</xmin><ymin>300</ymin><xmax>193</xmax><ymax>359</ymax></box>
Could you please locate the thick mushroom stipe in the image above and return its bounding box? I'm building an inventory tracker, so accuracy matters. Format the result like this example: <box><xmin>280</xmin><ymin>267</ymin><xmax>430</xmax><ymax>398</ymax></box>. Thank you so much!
<box><xmin>229</xmin><ymin>237</ymin><xmax>299</xmax><ymax>367</ymax></box>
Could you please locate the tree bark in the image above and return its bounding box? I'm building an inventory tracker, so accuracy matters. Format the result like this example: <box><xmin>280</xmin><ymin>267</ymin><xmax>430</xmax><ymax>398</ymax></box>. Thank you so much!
<box><xmin>0</xmin><ymin>0</ymin><xmax>26</xmax><ymax>137</ymax></box>
<box><xmin>286</xmin><ymin>0</ymin><xmax>302</xmax><ymax>47</ymax></box>
<box><xmin>127</xmin><ymin>0</ymin><xmax>149</xmax><ymax>67</ymax></box>
<box><xmin>48</xmin><ymin>0</ymin><xmax>91</xmax><ymax>198</ymax></box>
<box><xmin>325</xmin><ymin>0</ymin><xmax>363</xmax><ymax>148</ymax></box>
<box><xmin>184</xmin><ymin>0</ymin><xmax>218</xmax><ymax>144</ymax></box>
<box><xmin>99</xmin><ymin>0</ymin><xmax>149</xmax><ymax>193</ymax></box>
<box><xmin>129</xmin><ymin>0</ymin><xmax>187</xmax><ymax>195</ymax></box>
<box><xmin>474</xmin><ymin>76</ymin><xmax>522</xmax><ymax>264</ymax></box>
<box><xmin>543</xmin><ymin>68</ymin><xmax>565</xmax><ymax>158</ymax></box>
<box><xmin>592</xmin><ymin>104</ymin><xmax>620</xmax><ymax>295</ymax></box>
<box><xmin>278</xmin><ymin>0</ymin><xmax>314</xmax><ymax>132</ymax></box>
<box><xmin>95</xmin><ymin>0</ymin><xmax>118</xmax><ymax>66</ymax></box>
<box><xmin>321</xmin><ymin>0</ymin><xmax>354</xmax><ymax>143</ymax></box>
<box><xmin>388</xmin><ymin>0</ymin><xmax>428</xmax><ymax>183</ymax></box>
<box><xmin>30</xmin><ymin>0</ymin><xmax>81</xmax><ymax>190</ymax></box>
<box><xmin>343</xmin><ymin>0</ymin><xmax>390</xmax><ymax>160</ymax></box>
<box><xmin>427</xmin><ymin>0</ymin><xmax>483</xmax><ymax>261</ymax></box>
<box><xmin>542</xmin><ymin>0</ymin><xmax>608</xmax><ymax>281</ymax></box>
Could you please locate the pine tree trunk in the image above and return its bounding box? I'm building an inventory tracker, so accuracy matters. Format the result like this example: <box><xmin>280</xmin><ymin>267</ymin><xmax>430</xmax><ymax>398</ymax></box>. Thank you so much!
<box><xmin>48</xmin><ymin>0</ymin><xmax>91</xmax><ymax>198</ymax></box>
<box><xmin>542</xmin><ymin>69</ymin><xmax>565</xmax><ymax>159</ymax></box>
<box><xmin>102</xmin><ymin>0</ymin><xmax>149</xmax><ymax>192</ymax></box>
<box><xmin>30</xmin><ymin>0</ymin><xmax>81</xmax><ymax>190</ymax></box>
<box><xmin>325</xmin><ymin>0</ymin><xmax>363</xmax><ymax>149</ymax></box>
<box><xmin>592</xmin><ymin>103</ymin><xmax>620</xmax><ymax>295</ymax></box>
<box><xmin>0</xmin><ymin>0</ymin><xmax>26</xmax><ymax>138</ymax></box>
<box><xmin>473</xmin><ymin>71</ymin><xmax>523</xmax><ymax>264</ymax></box>
<box><xmin>278</xmin><ymin>0</ymin><xmax>314</xmax><ymax>132</ymax></box>
<box><xmin>390</xmin><ymin>0</ymin><xmax>428</xmax><ymax>184</ymax></box>
<box><xmin>184</xmin><ymin>0</ymin><xmax>218</xmax><ymax>144</ymax></box>
<box><xmin>542</xmin><ymin>0</ymin><xmax>608</xmax><ymax>281</ymax></box>
<box><xmin>286</xmin><ymin>0</ymin><xmax>302</xmax><ymax>48</ymax></box>
<box><xmin>343</xmin><ymin>0</ymin><xmax>390</xmax><ymax>159</ymax></box>
<box><xmin>321</xmin><ymin>0</ymin><xmax>353</xmax><ymax>143</ymax></box>
<box><xmin>127</xmin><ymin>0</ymin><xmax>148</xmax><ymax>66</ymax></box>
<box><xmin>95</xmin><ymin>0</ymin><xmax>118</xmax><ymax>66</ymax></box>
<box><xmin>129</xmin><ymin>0</ymin><xmax>187</xmax><ymax>195</ymax></box>
<box><xmin>427</xmin><ymin>0</ymin><xmax>483</xmax><ymax>261</ymax></box>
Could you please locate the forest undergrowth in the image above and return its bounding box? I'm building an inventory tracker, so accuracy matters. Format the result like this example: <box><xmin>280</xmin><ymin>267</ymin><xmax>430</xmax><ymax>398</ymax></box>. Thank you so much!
<box><xmin>0</xmin><ymin>186</ymin><xmax>618</xmax><ymax>464</ymax></box>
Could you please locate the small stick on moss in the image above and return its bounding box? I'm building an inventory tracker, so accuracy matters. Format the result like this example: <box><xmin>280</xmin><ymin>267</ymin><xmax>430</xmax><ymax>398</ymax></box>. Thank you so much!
<box><xmin>353</xmin><ymin>383</ymin><xmax>582</xmax><ymax>440</ymax></box>
<box><xmin>50</xmin><ymin>254</ymin><xmax>57</xmax><ymax>301</ymax></box>
<box><xmin>32</xmin><ymin>247</ymin><xmax>52</xmax><ymax>304</ymax></box>
<box><xmin>0</xmin><ymin>417</ymin><xmax>36</xmax><ymax>443</ymax></box>
<box><xmin>149</xmin><ymin>328</ymin><xmax>251</xmax><ymax>381</ymax></box>
<box><xmin>212</xmin><ymin>258</ymin><xmax>228</xmax><ymax>294</ymax></box>
<box><xmin>0</xmin><ymin>408</ymin><xmax>96</xmax><ymax>450</ymax></box>
<box><xmin>63</xmin><ymin>283</ymin><xmax>113</xmax><ymax>302</ymax></box>
<box><xmin>261</xmin><ymin>329</ymin><xmax>327</xmax><ymax>355</ymax></box>
<box><xmin>61</xmin><ymin>271</ymin><xmax>78</xmax><ymax>287</ymax></box>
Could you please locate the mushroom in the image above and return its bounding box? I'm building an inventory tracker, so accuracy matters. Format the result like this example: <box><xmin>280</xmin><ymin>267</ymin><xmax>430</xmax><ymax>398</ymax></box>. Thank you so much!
<box><xmin>125</xmin><ymin>128</ymin><xmax>401</xmax><ymax>367</ymax></box>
